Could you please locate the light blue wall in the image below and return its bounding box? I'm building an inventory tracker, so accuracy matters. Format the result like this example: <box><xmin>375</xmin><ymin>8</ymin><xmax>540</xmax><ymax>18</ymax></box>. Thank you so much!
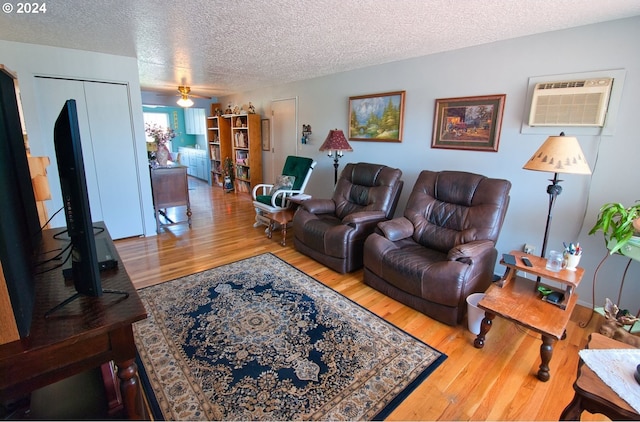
<box><xmin>220</xmin><ymin>17</ymin><xmax>640</xmax><ymax>310</ymax></box>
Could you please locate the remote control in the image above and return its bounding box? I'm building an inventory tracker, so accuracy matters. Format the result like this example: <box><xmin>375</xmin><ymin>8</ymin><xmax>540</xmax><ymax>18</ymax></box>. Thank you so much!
<box><xmin>502</xmin><ymin>253</ymin><xmax>516</xmax><ymax>265</ymax></box>
<box><xmin>521</xmin><ymin>257</ymin><xmax>533</xmax><ymax>267</ymax></box>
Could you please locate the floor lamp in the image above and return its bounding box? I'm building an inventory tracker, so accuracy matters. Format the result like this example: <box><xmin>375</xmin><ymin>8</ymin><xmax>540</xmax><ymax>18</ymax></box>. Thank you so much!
<box><xmin>319</xmin><ymin>129</ymin><xmax>353</xmax><ymax>184</ymax></box>
<box><xmin>522</xmin><ymin>132</ymin><xmax>592</xmax><ymax>261</ymax></box>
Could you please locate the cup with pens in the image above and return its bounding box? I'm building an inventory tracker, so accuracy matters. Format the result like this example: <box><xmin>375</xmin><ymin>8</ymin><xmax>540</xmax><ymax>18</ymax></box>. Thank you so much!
<box><xmin>563</xmin><ymin>242</ymin><xmax>582</xmax><ymax>271</ymax></box>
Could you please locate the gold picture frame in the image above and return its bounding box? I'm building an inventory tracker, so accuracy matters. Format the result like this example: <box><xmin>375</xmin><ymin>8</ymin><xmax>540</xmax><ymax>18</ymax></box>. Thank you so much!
<box><xmin>261</xmin><ymin>118</ymin><xmax>270</xmax><ymax>151</ymax></box>
<box><xmin>348</xmin><ymin>91</ymin><xmax>405</xmax><ymax>142</ymax></box>
<box><xmin>431</xmin><ymin>94</ymin><xmax>506</xmax><ymax>152</ymax></box>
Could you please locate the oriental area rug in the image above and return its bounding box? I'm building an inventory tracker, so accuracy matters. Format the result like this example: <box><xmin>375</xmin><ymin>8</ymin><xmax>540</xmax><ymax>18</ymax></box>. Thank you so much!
<box><xmin>133</xmin><ymin>253</ymin><xmax>446</xmax><ymax>420</ymax></box>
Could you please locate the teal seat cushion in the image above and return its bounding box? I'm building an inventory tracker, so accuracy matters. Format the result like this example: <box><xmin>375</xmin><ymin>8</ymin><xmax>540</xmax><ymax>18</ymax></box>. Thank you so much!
<box><xmin>256</xmin><ymin>194</ymin><xmax>275</xmax><ymax>206</ymax></box>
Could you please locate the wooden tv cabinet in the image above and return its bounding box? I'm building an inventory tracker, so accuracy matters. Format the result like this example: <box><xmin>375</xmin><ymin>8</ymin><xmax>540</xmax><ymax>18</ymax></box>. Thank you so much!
<box><xmin>0</xmin><ymin>223</ymin><xmax>147</xmax><ymax>419</ymax></box>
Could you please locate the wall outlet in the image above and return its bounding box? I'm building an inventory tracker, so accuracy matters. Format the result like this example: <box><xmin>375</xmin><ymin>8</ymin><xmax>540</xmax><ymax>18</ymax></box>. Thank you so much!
<box><xmin>523</xmin><ymin>244</ymin><xmax>536</xmax><ymax>255</ymax></box>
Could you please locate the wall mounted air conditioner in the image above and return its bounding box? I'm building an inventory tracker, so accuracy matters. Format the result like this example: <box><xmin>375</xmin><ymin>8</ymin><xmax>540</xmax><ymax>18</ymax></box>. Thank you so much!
<box><xmin>528</xmin><ymin>77</ymin><xmax>613</xmax><ymax>127</ymax></box>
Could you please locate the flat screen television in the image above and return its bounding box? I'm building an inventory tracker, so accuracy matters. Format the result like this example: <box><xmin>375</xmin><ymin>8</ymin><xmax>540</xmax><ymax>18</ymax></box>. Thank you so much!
<box><xmin>53</xmin><ymin>99</ymin><xmax>102</xmax><ymax>297</ymax></box>
<box><xmin>0</xmin><ymin>67</ymin><xmax>41</xmax><ymax>337</ymax></box>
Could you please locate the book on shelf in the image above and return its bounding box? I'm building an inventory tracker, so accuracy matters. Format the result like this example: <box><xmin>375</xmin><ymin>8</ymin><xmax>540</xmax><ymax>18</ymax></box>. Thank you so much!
<box><xmin>235</xmin><ymin>166</ymin><xmax>250</xmax><ymax>180</ymax></box>
<box><xmin>235</xmin><ymin>150</ymin><xmax>248</xmax><ymax>165</ymax></box>
<box><xmin>235</xmin><ymin>180</ymin><xmax>249</xmax><ymax>193</ymax></box>
<box><xmin>234</xmin><ymin>132</ymin><xmax>247</xmax><ymax>148</ymax></box>
<box><xmin>210</xmin><ymin>145</ymin><xmax>221</xmax><ymax>160</ymax></box>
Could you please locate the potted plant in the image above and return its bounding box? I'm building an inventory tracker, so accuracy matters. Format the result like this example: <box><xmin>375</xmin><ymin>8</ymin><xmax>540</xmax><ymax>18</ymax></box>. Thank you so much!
<box><xmin>589</xmin><ymin>201</ymin><xmax>640</xmax><ymax>258</ymax></box>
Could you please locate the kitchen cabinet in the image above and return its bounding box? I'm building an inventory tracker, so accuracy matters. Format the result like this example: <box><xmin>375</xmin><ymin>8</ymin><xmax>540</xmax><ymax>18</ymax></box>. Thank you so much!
<box><xmin>184</xmin><ymin>108</ymin><xmax>206</xmax><ymax>135</ymax></box>
<box><xmin>178</xmin><ymin>146</ymin><xmax>208</xmax><ymax>181</ymax></box>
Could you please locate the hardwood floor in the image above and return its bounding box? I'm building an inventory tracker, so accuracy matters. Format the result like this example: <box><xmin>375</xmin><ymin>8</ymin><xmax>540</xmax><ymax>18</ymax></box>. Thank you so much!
<box><xmin>115</xmin><ymin>177</ymin><xmax>608</xmax><ymax>421</ymax></box>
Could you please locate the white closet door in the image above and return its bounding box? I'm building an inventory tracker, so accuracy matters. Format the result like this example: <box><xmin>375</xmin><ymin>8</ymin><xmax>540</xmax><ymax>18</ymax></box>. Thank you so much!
<box><xmin>34</xmin><ymin>77</ymin><xmax>144</xmax><ymax>239</ymax></box>
<box><xmin>84</xmin><ymin>82</ymin><xmax>143</xmax><ymax>239</ymax></box>
<box><xmin>34</xmin><ymin>77</ymin><xmax>104</xmax><ymax>226</ymax></box>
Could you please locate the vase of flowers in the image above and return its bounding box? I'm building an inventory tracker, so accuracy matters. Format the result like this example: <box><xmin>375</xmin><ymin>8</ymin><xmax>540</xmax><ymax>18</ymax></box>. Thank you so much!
<box><xmin>145</xmin><ymin>123</ymin><xmax>176</xmax><ymax>166</ymax></box>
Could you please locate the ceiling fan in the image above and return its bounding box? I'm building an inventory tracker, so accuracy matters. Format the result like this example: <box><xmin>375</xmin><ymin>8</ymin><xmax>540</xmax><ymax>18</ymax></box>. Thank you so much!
<box><xmin>149</xmin><ymin>86</ymin><xmax>211</xmax><ymax>107</ymax></box>
<box><xmin>177</xmin><ymin>85</ymin><xmax>195</xmax><ymax>108</ymax></box>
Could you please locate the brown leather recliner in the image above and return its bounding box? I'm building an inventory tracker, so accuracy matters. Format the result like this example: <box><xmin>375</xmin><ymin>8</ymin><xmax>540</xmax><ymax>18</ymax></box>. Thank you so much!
<box><xmin>293</xmin><ymin>162</ymin><xmax>403</xmax><ymax>274</ymax></box>
<box><xmin>363</xmin><ymin>170</ymin><xmax>511</xmax><ymax>326</ymax></box>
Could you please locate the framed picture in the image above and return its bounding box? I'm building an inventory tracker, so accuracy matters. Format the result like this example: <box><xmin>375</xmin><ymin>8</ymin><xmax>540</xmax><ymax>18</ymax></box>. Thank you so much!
<box><xmin>431</xmin><ymin>94</ymin><xmax>506</xmax><ymax>152</ymax></box>
<box><xmin>261</xmin><ymin>118</ymin><xmax>270</xmax><ymax>151</ymax></box>
<box><xmin>348</xmin><ymin>91</ymin><xmax>405</xmax><ymax>142</ymax></box>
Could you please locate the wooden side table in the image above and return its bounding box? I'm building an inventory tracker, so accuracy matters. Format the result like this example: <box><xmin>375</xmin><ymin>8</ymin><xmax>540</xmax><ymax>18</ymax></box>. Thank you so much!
<box><xmin>474</xmin><ymin>250</ymin><xmax>584</xmax><ymax>381</ymax></box>
<box><xmin>560</xmin><ymin>333</ymin><xmax>639</xmax><ymax>420</ymax></box>
<box><xmin>264</xmin><ymin>195</ymin><xmax>310</xmax><ymax>246</ymax></box>
<box><xmin>495</xmin><ymin>250</ymin><xmax>583</xmax><ymax>308</ymax></box>
<box><xmin>265</xmin><ymin>208</ymin><xmax>295</xmax><ymax>246</ymax></box>
<box><xmin>150</xmin><ymin>164</ymin><xmax>192</xmax><ymax>234</ymax></box>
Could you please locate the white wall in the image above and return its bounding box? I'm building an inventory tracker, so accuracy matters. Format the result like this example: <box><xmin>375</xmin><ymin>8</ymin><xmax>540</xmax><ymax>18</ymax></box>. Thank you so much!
<box><xmin>221</xmin><ymin>17</ymin><xmax>640</xmax><ymax>311</ymax></box>
<box><xmin>0</xmin><ymin>40</ymin><xmax>157</xmax><ymax>236</ymax></box>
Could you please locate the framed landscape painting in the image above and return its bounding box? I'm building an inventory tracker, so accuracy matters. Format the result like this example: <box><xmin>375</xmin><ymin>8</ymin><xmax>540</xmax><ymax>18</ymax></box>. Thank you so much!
<box><xmin>348</xmin><ymin>91</ymin><xmax>405</xmax><ymax>142</ymax></box>
<box><xmin>431</xmin><ymin>94</ymin><xmax>506</xmax><ymax>152</ymax></box>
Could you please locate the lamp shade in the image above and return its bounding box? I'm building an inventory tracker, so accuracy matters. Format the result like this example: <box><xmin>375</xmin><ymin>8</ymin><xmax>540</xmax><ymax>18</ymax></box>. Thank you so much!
<box><xmin>319</xmin><ymin>129</ymin><xmax>353</xmax><ymax>152</ymax></box>
<box><xmin>177</xmin><ymin>96</ymin><xmax>194</xmax><ymax>107</ymax></box>
<box><xmin>177</xmin><ymin>85</ymin><xmax>194</xmax><ymax>107</ymax></box>
<box><xmin>523</xmin><ymin>134</ymin><xmax>591</xmax><ymax>175</ymax></box>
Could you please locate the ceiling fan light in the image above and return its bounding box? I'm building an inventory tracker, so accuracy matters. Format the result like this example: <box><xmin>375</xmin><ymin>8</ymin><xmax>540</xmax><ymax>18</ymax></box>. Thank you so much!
<box><xmin>177</xmin><ymin>96</ymin><xmax>194</xmax><ymax>107</ymax></box>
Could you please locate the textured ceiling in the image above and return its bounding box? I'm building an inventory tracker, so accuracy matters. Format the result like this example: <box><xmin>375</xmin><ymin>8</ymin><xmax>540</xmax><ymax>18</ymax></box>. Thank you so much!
<box><xmin>1</xmin><ymin>0</ymin><xmax>639</xmax><ymax>99</ymax></box>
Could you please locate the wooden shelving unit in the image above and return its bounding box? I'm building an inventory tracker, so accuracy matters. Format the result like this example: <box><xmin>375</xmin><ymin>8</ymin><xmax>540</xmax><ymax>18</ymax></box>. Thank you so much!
<box><xmin>229</xmin><ymin>113</ymin><xmax>262</xmax><ymax>193</ymax></box>
<box><xmin>207</xmin><ymin>107</ymin><xmax>231</xmax><ymax>188</ymax></box>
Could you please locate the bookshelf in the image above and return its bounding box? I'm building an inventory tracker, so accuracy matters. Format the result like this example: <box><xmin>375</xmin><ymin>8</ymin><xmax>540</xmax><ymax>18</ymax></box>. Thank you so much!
<box><xmin>229</xmin><ymin>113</ymin><xmax>262</xmax><ymax>193</ymax></box>
<box><xmin>207</xmin><ymin>106</ymin><xmax>231</xmax><ymax>187</ymax></box>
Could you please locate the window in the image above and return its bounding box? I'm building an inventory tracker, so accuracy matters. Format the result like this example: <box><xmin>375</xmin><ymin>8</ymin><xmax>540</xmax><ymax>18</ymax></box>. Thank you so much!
<box><xmin>143</xmin><ymin>112</ymin><xmax>172</xmax><ymax>150</ymax></box>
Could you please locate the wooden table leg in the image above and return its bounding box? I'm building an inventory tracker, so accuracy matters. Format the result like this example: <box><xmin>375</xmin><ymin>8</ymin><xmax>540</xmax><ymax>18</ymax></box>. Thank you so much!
<box><xmin>116</xmin><ymin>358</ymin><xmax>146</xmax><ymax>420</ymax></box>
<box><xmin>154</xmin><ymin>207</ymin><xmax>161</xmax><ymax>234</ymax></box>
<box><xmin>538</xmin><ymin>334</ymin><xmax>555</xmax><ymax>382</ymax></box>
<box><xmin>559</xmin><ymin>392</ymin><xmax>583</xmax><ymax>420</ymax></box>
<box><xmin>281</xmin><ymin>223</ymin><xmax>287</xmax><ymax>246</ymax></box>
<box><xmin>474</xmin><ymin>311</ymin><xmax>495</xmax><ymax>348</ymax></box>
<box><xmin>111</xmin><ymin>326</ymin><xmax>147</xmax><ymax>420</ymax></box>
<box><xmin>267</xmin><ymin>220</ymin><xmax>274</xmax><ymax>239</ymax></box>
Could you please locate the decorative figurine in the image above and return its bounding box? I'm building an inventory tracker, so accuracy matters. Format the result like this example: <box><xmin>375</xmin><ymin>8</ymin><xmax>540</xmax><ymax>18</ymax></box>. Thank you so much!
<box><xmin>302</xmin><ymin>124</ymin><xmax>312</xmax><ymax>144</ymax></box>
<box><xmin>598</xmin><ymin>298</ymin><xmax>640</xmax><ymax>347</ymax></box>
<box><xmin>225</xmin><ymin>104</ymin><xmax>232</xmax><ymax>115</ymax></box>
<box><xmin>248</xmin><ymin>102</ymin><xmax>256</xmax><ymax>114</ymax></box>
